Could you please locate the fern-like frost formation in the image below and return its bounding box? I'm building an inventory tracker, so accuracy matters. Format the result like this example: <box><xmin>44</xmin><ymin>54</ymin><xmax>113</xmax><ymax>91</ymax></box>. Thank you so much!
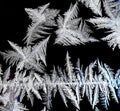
<box><xmin>0</xmin><ymin>0</ymin><xmax>120</xmax><ymax>111</ymax></box>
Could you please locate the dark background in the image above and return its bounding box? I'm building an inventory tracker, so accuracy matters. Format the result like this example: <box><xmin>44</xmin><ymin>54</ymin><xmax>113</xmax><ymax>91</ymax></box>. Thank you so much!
<box><xmin>1</xmin><ymin>0</ymin><xmax>120</xmax><ymax>111</ymax></box>
<box><xmin>1</xmin><ymin>0</ymin><xmax>120</xmax><ymax>68</ymax></box>
<box><xmin>1</xmin><ymin>0</ymin><xmax>75</xmax><ymax>43</ymax></box>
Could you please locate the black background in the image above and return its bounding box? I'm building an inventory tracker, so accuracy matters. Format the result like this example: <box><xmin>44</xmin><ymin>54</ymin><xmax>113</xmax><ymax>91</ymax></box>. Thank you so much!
<box><xmin>1</xmin><ymin>0</ymin><xmax>120</xmax><ymax>68</ymax></box>
<box><xmin>1</xmin><ymin>0</ymin><xmax>120</xmax><ymax>111</ymax></box>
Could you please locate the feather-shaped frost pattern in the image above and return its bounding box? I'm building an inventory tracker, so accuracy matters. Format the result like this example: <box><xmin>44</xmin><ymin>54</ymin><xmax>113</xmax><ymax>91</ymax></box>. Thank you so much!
<box><xmin>12</xmin><ymin>100</ymin><xmax>28</xmax><ymax>111</ymax></box>
<box><xmin>0</xmin><ymin>56</ymin><xmax>119</xmax><ymax>111</ymax></box>
<box><xmin>92</xmin><ymin>85</ymin><xmax>99</xmax><ymax>109</ymax></box>
<box><xmin>56</xmin><ymin>6</ymin><xmax>98</xmax><ymax>46</ymax></box>
<box><xmin>25</xmin><ymin>3</ymin><xmax>50</xmax><ymax>23</ymax></box>
<box><xmin>1</xmin><ymin>0</ymin><xmax>120</xmax><ymax>111</ymax></box>
<box><xmin>3</xmin><ymin>67</ymin><xmax>11</xmax><ymax>83</ymax></box>
<box><xmin>79</xmin><ymin>0</ymin><xmax>102</xmax><ymax>16</ymax></box>
<box><xmin>31</xmin><ymin>36</ymin><xmax>50</xmax><ymax>66</ymax></box>
<box><xmin>0</xmin><ymin>88</ymin><xmax>28</xmax><ymax>111</ymax></box>
<box><xmin>0</xmin><ymin>41</ymin><xmax>26</xmax><ymax>67</ymax></box>
<box><xmin>65</xmin><ymin>52</ymin><xmax>74</xmax><ymax>82</ymax></box>
<box><xmin>25</xmin><ymin>3</ymin><xmax>59</xmax><ymax>45</ymax></box>
<box><xmin>103</xmin><ymin>16</ymin><xmax>120</xmax><ymax>50</ymax></box>
<box><xmin>0</xmin><ymin>49</ymin><xmax>28</xmax><ymax>70</ymax></box>
<box><xmin>25</xmin><ymin>3</ymin><xmax>50</xmax><ymax>44</ymax></box>
<box><xmin>58</xmin><ymin>85</ymin><xmax>80</xmax><ymax>109</ymax></box>
<box><xmin>89</xmin><ymin>15</ymin><xmax>120</xmax><ymax>50</ymax></box>
<box><xmin>8</xmin><ymin>41</ymin><xmax>26</xmax><ymax>59</ymax></box>
<box><xmin>0</xmin><ymin>41</ymin><xmax>45</xmax><ymax>72</ymax></box>
<box><xmin>55</xmin><ymin>2</ymin><xmax>82</xmax><ymax>46</ymax></box>
<box><xmin>23</xmin><ymin>75</ymin><xmax>42</xmax><ymax>105</ymax></box>
<box><xmin>103</xmin><ymin>0</ymin><xmax>120</xmax><ymax>18</ymax></box>
<box><xmin>100</xmin><ymin>92</ymin><xmax>109</xmax><ymax>109</ymax></box>
<box><xmin>88</xmin><ymin>0</ymin><xmax>120</xmax><ymax>50</ymax></box>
